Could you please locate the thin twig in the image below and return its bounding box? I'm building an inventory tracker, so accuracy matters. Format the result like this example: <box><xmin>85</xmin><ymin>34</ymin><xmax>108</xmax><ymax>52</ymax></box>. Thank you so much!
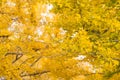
<box><xmin>20</xmin><ymin>71</ymin><xmax>50</xmax><ymax>77</ymax></box>
<box><xmin>12</xmin><ymin>54</ymin><xmax>23</xmax><ymax>64</ymax></box>
<box><xmin>20</xmin><ymin>56</ymin><xmax>35</xmax><ymax>66</ymax></box>
<box><xmin>5</xmin><ymin>52</ymin><xmax>23</xmax><ymax>64</ymax></box>
<box><xmin>5</xmin><ymin>52</ymin><xmax>18</xmax><ymax>56</ymax></box>
<box><xmin>30</xmin><ymin>56</ymin><xmax>42</xmax><ymax>67</ymax></box>
<box><xmin>84</xmin><ymin>73</ymin><xmax>103</xmax><ymax>76</ymax></box>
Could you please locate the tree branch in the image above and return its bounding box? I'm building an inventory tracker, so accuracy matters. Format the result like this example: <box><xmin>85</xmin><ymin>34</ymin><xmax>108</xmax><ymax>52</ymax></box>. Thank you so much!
<box><xmin>12</xmin><ymin>54</ymin><xmax>23</xmax><ymax>64</ymax></box>
<box><xmin>84</xmin><ymin>72</ymin><xmax>103</xmax><ymax>76</ymax></box>
<box><xmin>20</xmin><ymin>56</ymin><xmax>35</xmax><ymax>66</ymax></box>
<box><xmin>5</xmin><ymin>52</ymin><xmax>23</xmax><ymax>64</ymax></box>
<box><xmin>5</xmin><ymin>52</ymin><xmax>19</xmax><ymax>56</ymax></box>
<box><xmin>30</xmin><ymin>56</ymin><xmax>42</xmax><ymax>67</ymax></box>
<box><xmin>20</xmin><ymin>71</ymin><xmax>50</xmax><ymax>77</ymax></box>
<box><xmin>112</xmin><ymin>58</ymin><xmax>120</xmax><ymax>61</ymax></box>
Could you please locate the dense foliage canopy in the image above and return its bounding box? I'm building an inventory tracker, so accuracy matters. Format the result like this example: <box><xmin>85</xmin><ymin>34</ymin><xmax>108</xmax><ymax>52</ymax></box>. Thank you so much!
<box><xmin>0</xmin><ymin>0</ymin><xmax>120</xmax><ymax>80</ymax></box>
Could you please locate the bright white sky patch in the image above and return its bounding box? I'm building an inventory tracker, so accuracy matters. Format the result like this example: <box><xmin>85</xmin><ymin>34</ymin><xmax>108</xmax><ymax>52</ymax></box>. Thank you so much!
<box><xmin>0</xmin><ymin>76</ymin><xmax>6</xmax><ymax>80</ymax></box>
<box><xmin>74</xmin><ymin>55</ymin><xmax>99</xmax><ymax>73</ymax></box>
<box><xmin>47</xmin><ymin>13</ymin><xmax>55</xmax><ymax>19</ymax></box>
<box><xmin>6</xmin><ymin>1</ymin><xmax>16</xmax><ymax>7</ymax></box>
<box><xmin>74</xmin><ymin>55</ymin><xmax>86</xmax><ymax>60</ymax></box>
<box><xmin>36</xmin><ymin>29</ymin><xmax>43</xmax><ymax>36</ymax></box>
<box><xmin>28</xmin><ymin>35</ymin><xmax>32</xmax><ymax>39</ymax></box>
<box><xmin>8</xmin><ymin>21</ymin><xmax>24</xmax><ymax>33</ymax></box>
<box><xmin>46</xmin><ymin>4</ymin><xmax>53</xmax><ymax>12</ymax></box>
<box><xmin>71</xmin><ymin>32</ymin><xmax>77</xmax><ymax>38</ymax></box>
<box><xmin>34</xmin><ymin>26</ymin><xmax>45</xmax><ymax>37</ymax></box>
<box><xmin>77</xmin><ymin>61</ymin><xmax>97</xmax><ymax>73</ymax></box>
<box><xmin>40</xmin><ymin>4</ymin><xmax>54</xmax><ymax>25</ymax></box>
<box><xmin>60</xmin><ymin>28</ymin><xmax>67</xmax><ymax>35</ymax></box>
<box><xmin>7</xmin><ymin>3</ymin><xmax>55</xmax><ymax>41</ymax></box>
<box><xmin>8</xmin><ymin>21</ymin><xmax>24</xmax><ymax>40</ymax></box>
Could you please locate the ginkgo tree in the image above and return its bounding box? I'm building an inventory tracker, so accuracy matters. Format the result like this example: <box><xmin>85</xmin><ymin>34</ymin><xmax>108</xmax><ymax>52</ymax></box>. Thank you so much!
<box><xmin>0</xmin><ymin>0</ymin><xmax>120</xmax><ymax>80</ymax></box>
